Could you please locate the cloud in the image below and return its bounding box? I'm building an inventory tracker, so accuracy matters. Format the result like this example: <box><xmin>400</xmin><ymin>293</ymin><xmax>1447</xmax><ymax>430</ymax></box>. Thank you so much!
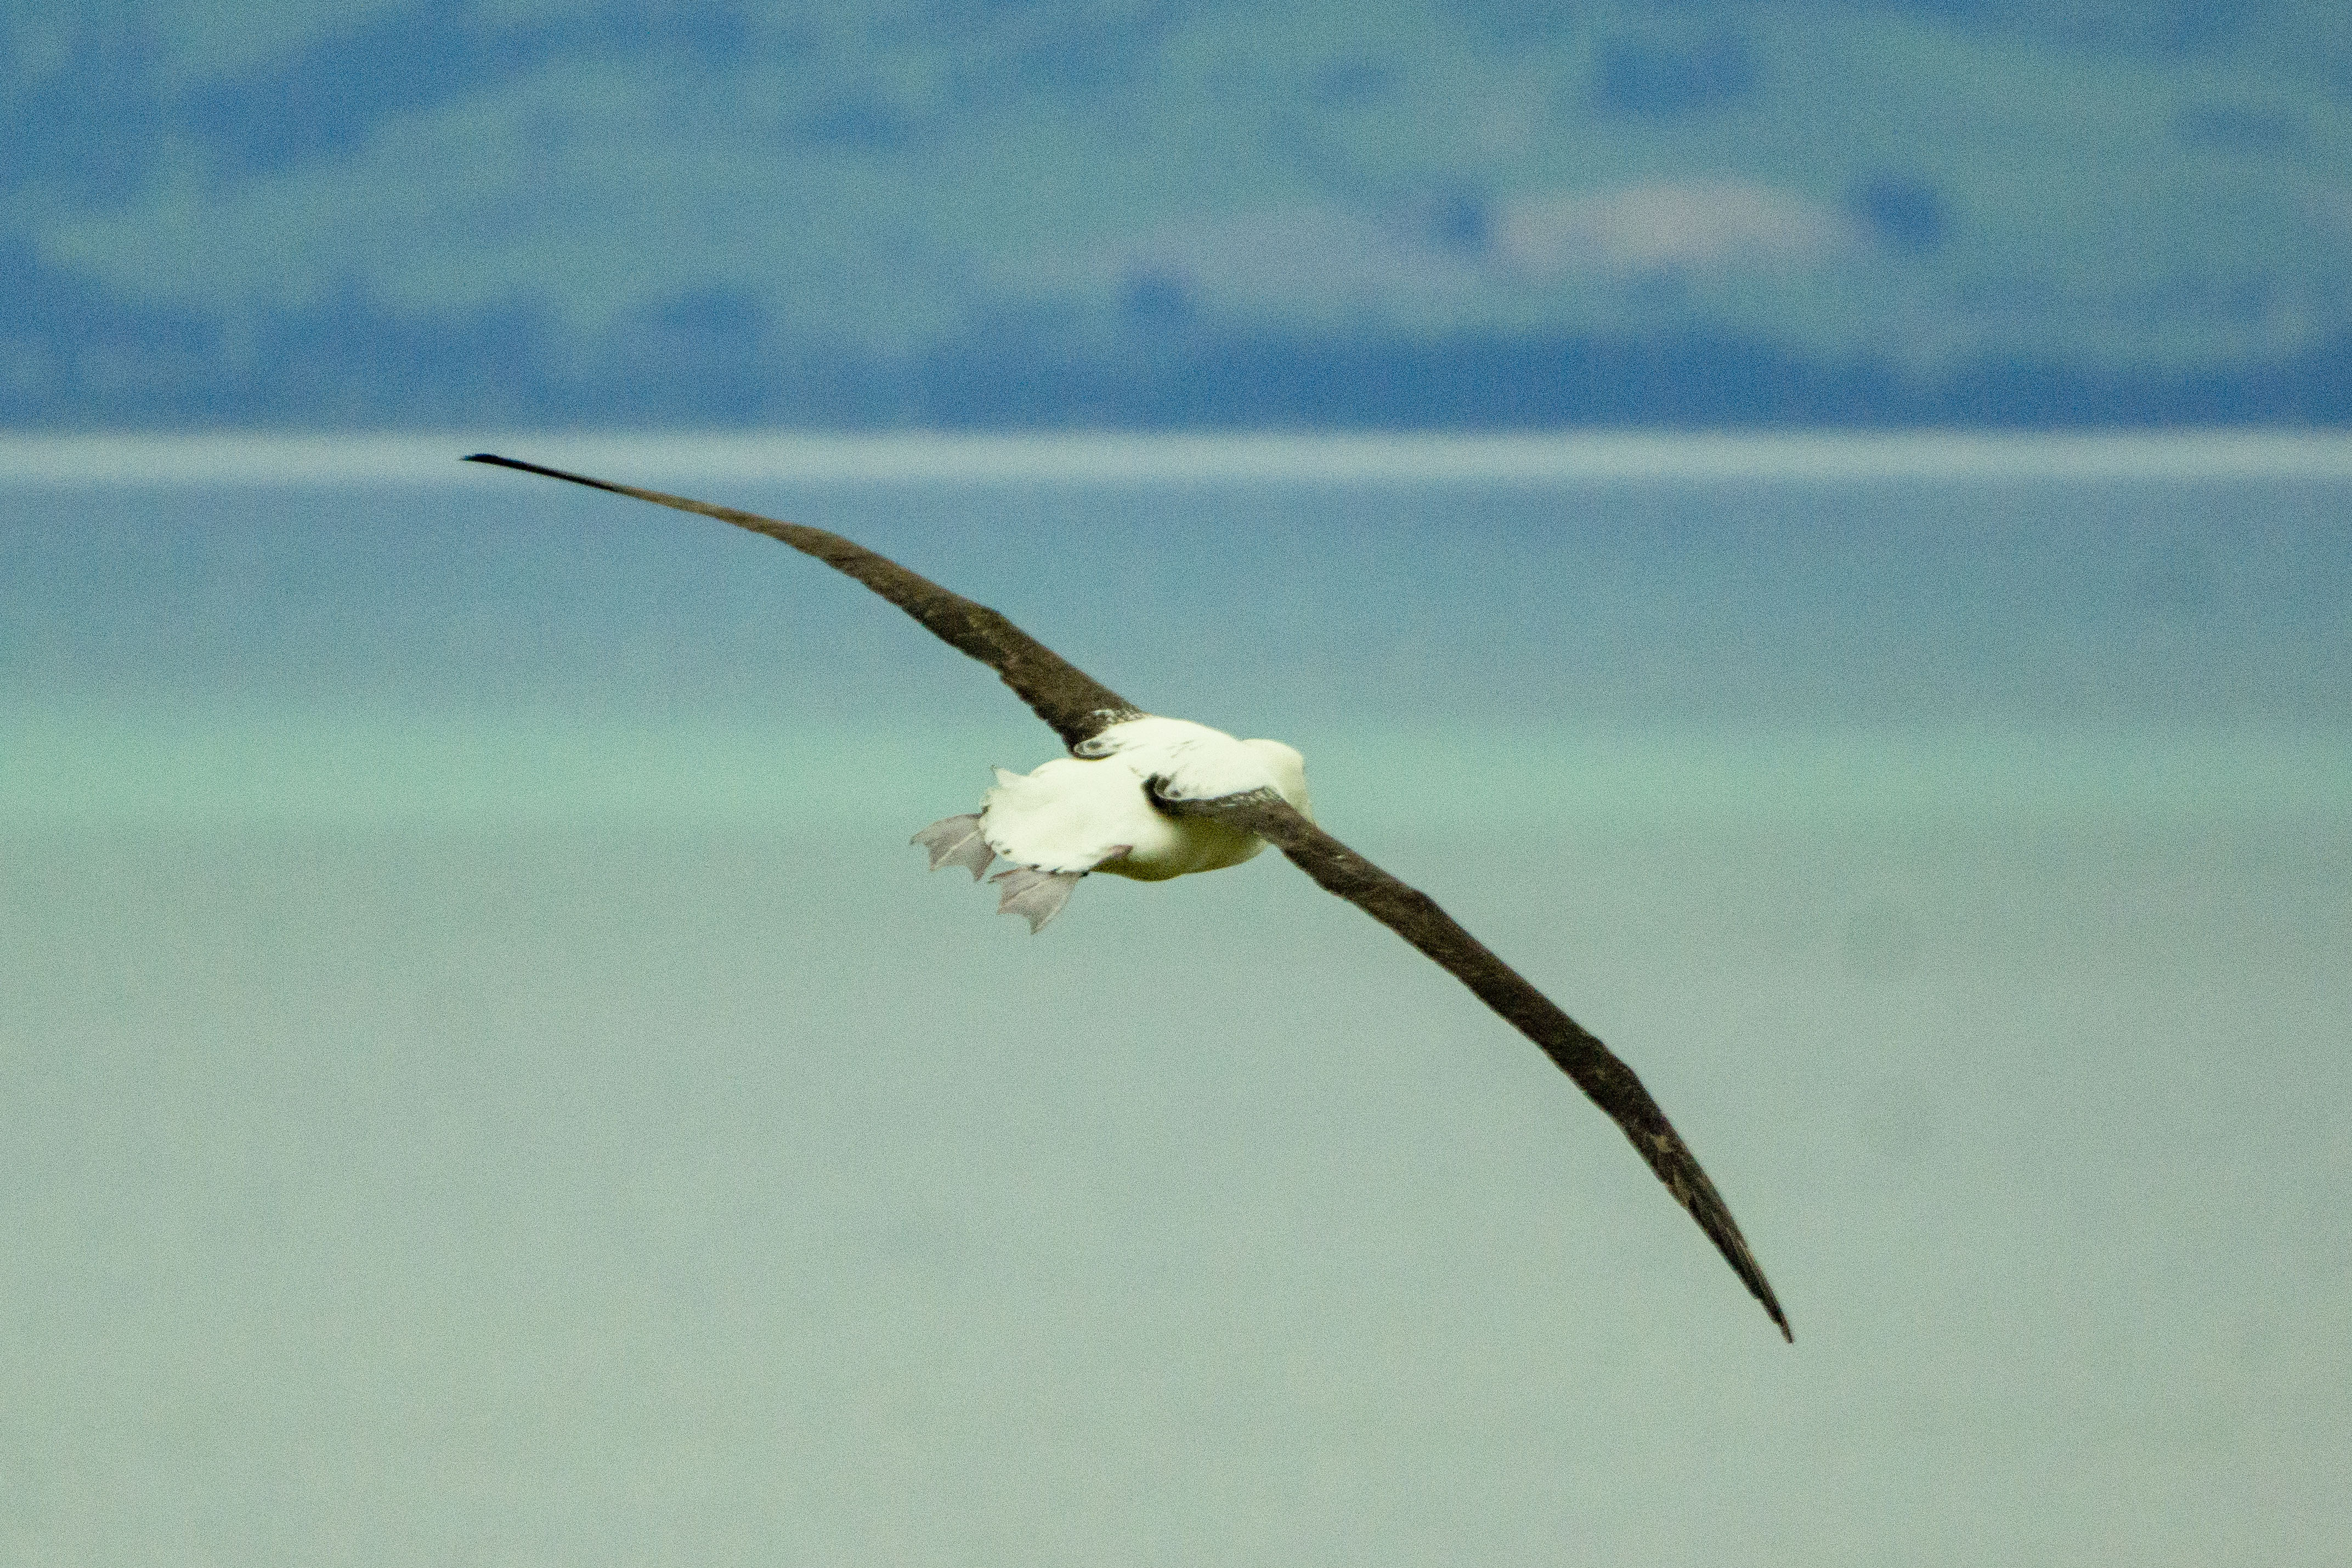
<box><xmin>1018</xmin><ymin>182</ymin><xmax>1855</xmax><ymax>320</ymax></box>
<box><xmin>1019</xmin><ymin>204</ymin><xmax>1488</xmax><ymax>316</ymax></box>
<box><xmin>1493</xmin><ymin>180</ymin><xmax>1857</xmax><ymax>279</ymax></box>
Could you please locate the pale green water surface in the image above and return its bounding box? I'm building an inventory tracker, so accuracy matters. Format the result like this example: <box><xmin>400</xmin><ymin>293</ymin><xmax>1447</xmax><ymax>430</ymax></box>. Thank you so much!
<box><xmin>3</xmin><ymin>435</ymin><xmax>2348</xmax><ymax>1565</ymax></box>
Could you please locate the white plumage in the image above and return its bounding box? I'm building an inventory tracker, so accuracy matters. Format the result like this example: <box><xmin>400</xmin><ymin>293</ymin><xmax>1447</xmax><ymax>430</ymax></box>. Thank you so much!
<box><xmin>1000</xmin><ymin>716</ymin><xmax>1311</xmax><ymax>878</ymax></box>
<box><xmin>914</xmin><ymin>716</ymin><xmax>1314</xmax><ymax>928</ymax></box>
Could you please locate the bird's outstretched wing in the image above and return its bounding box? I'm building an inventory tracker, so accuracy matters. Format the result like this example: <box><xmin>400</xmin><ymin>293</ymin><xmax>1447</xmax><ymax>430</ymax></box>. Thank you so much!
<box><xmin>1154</xmin><ymin>782</ymin><xmax>1791</xmax><ymax>1340</ymax></box>
<box><xmin>472</xmin><ymin>452</ymin><xmax>1786</xmax><ymax>1337</ymax></box>
<box><xmin>465</xmin><ymin>454</ymin><xmax>1142</xmax><ymax>750</ymax></box>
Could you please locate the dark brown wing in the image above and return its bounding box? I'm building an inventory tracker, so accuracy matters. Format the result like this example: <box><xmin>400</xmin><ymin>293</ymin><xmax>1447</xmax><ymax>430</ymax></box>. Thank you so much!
<box><xmin>465</xmin><ymin>453</ymin><xmax>1142</xmax><ymax>750</ymax></box>
<box><xmin>1159</xmin><ymin>784</ymin><xmax>1791</xmax><ymax>1340</ymax></box>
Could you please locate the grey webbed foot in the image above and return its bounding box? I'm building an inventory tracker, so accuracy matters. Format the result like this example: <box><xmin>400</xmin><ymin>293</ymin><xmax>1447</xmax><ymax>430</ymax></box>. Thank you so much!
<box><xmin>913</xmin><ymin>813</ymin><xmax>995</xmax><ymax>879</ymax></box>
<box><xmin>988</xmin><ymin>865</ymin><xmax>1083</xmax><ymax>933</ymax></box>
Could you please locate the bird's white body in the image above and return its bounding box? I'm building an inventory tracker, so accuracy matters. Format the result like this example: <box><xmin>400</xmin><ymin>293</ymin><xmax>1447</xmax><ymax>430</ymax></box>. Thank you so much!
<box><xmin>985</xmin><ymin>716</ymin><xmax>1313</xmax><ymax>880</ymax></box>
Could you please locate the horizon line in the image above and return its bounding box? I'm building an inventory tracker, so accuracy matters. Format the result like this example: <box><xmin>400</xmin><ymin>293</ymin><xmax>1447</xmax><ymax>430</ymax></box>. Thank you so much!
<box><xmin>5</xmin><ymin>427</ymin><xmax>2352</xmax><ymax>487</ymax></box>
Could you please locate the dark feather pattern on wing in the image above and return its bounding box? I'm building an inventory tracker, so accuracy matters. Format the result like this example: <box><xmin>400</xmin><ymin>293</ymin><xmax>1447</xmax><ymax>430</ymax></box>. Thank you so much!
<box><xmin>464</xmin><ymin>454</ymin><xmax>1141</xmax><ymax>749</ymax></box>
<box><xmin>1155</xmin><ymin>783</ymin><xmax>1792</xmax><ymax>1341</ymax></box>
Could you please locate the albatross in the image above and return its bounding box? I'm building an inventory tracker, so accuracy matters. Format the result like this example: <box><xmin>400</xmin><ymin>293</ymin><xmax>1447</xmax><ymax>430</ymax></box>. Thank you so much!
<box><xmin>467</xmin><ymin>451</ymin><xmax>1793</xmax><ymax>1341</ymax></box>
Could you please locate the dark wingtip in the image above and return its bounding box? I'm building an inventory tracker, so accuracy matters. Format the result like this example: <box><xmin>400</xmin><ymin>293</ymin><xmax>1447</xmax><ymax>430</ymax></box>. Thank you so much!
<box><xmin>460</xmin><ymin>451</ymin><xmax>629</xmax><ymax>496</ymax></box>
<box><xmin>1736</xmin><ymin>1258</ymin><xmax>1793</xmax><ymax>1343</ymax></box>
<box><xmin>1665</xmin><ymin>1146</ymin><xmax>1794</xmax><ymax>1344</ymax></box>
<box><xmin>1729</xmin><ymin>1226</ymin><xmax>1794</xmax><ymax>1343</ymax></box>
<box><xmin>1740</xmin><ymin>1249</ymin><xmax>1793</xmax><ymax>1341</ymax></box>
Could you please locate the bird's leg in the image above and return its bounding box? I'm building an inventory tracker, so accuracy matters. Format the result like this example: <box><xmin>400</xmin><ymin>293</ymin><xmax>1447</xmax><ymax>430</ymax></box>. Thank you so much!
<box><xmin>912</xmin><ymin>814</ymin><xmax>996</xmax><ymax>879</ymax></box>
<box><xmin>988</xmin><ymin>865</ymin><xmax>1084</xmax><ymax>933</ymax></box>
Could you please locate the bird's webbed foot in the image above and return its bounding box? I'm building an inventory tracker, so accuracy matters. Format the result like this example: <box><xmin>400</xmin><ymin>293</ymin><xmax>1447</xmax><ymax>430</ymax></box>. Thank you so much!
<box><xmin>913</xmin><ymin>813</ymin><xmax>996</xmax><ymax>879</ymax></box>
<box><xmin>988</xmin><ymin>865</ymin><xmax>1083</xmax><ymax>933</ymax></box>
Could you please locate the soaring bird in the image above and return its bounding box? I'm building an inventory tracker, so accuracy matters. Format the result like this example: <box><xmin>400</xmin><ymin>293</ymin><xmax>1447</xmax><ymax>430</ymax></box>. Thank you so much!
<box><xmin>467</xmin><ymin>452</ymin><xmax>1791</xmax><ymax>1340</ymax></box>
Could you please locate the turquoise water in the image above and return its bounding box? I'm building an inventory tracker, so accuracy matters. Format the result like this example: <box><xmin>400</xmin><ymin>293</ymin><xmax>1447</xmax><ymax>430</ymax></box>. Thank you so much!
<box><xmin>4</xmin><ymin>436</ymin><xmax>2349</xmax><ymax>1564</ymax></box>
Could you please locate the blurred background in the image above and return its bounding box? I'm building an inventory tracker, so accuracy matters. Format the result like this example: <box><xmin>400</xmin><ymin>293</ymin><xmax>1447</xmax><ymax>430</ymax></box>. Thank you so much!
<box><xmin>5</xmin><ymin>455</ymin><xmax>2348</xmax><ymax>1566</ymax></box>
<box><xmin>4</xmin><ymin>5</ymin><xmax>2351</xmax><ymax>1566</ymax></box>
<box><xmin>7</xmin><ymin>0</ymin><xmax>2352</xmax><ymax>428</ymax></box>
